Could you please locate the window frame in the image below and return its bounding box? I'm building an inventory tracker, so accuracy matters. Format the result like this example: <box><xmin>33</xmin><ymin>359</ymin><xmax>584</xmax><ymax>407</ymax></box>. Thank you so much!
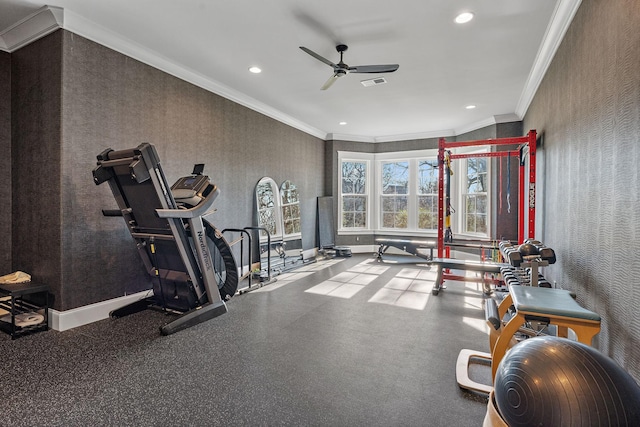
<box><xmin>280</xmin><ymin>180</ymin><xmax>302</xmax><ymax>242</ymax></box>
<box><xmin>373</xmin><ymin>149</ymin><xmax>440</xmax><ymax>235</ymax></box>
<box><xmin>337</xmin><ymin>148</ymin><xmax>492</xmax><ymax>238</ymax></box>
<box><xmin>379</xmin><ymin>159</ymin><xmax>411</xmax><ymax>230</ymax></box>
<box><xmin>416</xmin><ymin>158</ymin><xmax>440</xmax><ymax>231</ymax></box>
<box><xmin>255</xmin><ymin>176</ymin><xmax>283</xmax><ymax>243</ymax></box>
<box><xmin>338</xmin><ymin>152</ymin><xmax>373</xmax><ymax>234</ymax></box>
<box><xmin>455</xmin><ymin>149</ymin><xmax>492</xmax><ymax>239</ymax></box>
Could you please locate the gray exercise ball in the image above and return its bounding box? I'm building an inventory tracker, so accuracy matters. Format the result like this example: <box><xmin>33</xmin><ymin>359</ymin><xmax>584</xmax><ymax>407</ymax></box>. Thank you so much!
<box><xmin>494</xmin><ymin>336</ymin><xmax>640</xmax><ymax>426</ymax></box>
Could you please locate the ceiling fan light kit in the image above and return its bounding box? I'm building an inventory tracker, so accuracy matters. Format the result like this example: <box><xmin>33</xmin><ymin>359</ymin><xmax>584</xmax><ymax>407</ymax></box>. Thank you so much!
<box><xmin>300</xmin><ymin>44</ymin><xmax>399</xmax><ymax>90</ymax></box>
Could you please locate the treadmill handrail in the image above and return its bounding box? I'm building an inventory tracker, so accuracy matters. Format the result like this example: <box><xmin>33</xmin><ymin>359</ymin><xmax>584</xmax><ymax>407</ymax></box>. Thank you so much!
<box><xmin>156</xmin><ymin>185</ymin><xmax>220</xmax><ymax>219</ymax></box>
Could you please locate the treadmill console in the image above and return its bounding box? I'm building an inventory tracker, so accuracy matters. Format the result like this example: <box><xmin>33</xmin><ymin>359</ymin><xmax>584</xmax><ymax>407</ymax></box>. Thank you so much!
<box><xmin>173</xmin><ymin>174</ymin><xmax>209</xmax><ymax>192</ymax></box>
<box><xmin>171</xmin><ymin>174</ymin><xmax>213</xmax><ymax>207</ymax></box>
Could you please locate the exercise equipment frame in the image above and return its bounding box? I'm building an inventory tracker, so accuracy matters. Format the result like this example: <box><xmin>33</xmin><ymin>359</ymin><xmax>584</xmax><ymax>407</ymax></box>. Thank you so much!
<box><xmin>436</xmin><ymin>130</ymin><xmax>537</xmax><ymax>259</ymax></box>
<box><xmin>93</xmin><ymin>143</ymin><xmax>238</xmax><ymax>335</ymax></box>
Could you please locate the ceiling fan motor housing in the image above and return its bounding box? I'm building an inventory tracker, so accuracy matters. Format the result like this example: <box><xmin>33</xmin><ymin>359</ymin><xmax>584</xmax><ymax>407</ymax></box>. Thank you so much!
<box><xmin>299</xmin><ymin>43</ymin><xmax>398</xmax><ymax>90</ymax></box>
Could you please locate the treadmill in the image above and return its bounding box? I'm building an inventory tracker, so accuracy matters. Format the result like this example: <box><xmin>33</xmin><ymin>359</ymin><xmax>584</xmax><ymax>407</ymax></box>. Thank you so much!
<box><xmin>92</xmin><ymin>143</ymin><xmax>238</xmax><ymax>335</ymax></box>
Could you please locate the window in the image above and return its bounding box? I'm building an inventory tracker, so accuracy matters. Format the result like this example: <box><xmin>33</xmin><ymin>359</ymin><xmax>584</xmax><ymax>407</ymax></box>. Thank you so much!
<box><xmin>337</xmin><ymin>149</ymin><xmax>490</xmax><ymax>238</ymax></box>
<box><xmin>417</xmin><ymin>159</ymin><xmax>439</xmax><ymax>230</ymax></box>
<box><xmin>255</xmin><ymin>177</ymin><xmax>282</xmax><ymax>242</ymax></box>
<box><xmin>280</xmin><ymin>180</ymin><xmax>301</xmax><ymax>239</ymax></box>
<box><xmin>341</xmin><ymin>160</ymin><xmax>368</xmax><ymax>229</ymax></box>
<box><xmin>464</xmin><ymin>158</ymin><xmax>488</xmax><ymax>234</ymax></box>
<box><xmin>380</xmin><ymin>161</ymin><xmax>409</xmax><ymax>229</ymax></box>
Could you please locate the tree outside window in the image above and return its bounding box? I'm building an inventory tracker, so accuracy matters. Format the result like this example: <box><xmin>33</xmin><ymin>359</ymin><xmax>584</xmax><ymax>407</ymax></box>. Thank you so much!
<box><xmin>417</xmin><ymin>159</ymin><xmax>438</xmax><ymax>230</ymax></box>
<box><xmin>465</xmin><ymin>158</ymin><xmax>487</xmax><ymax>233</ymax></box>
<box><xmin>256</xmin><ymin>178</ymin><xmax>280</xmax><ymax>240</ymax></box>
<box><xmin>381</xmin><ymin>161</ymin><xmax>409</xmax><ymax>228</ymax></box>
<box><xmin>280</xmin><ymin>180</ymin><xmax>301</xmax><ymax>237</ymax></box>
<box><xmin>341</xmin><ymin>161</ymin><xmax>367</xmax><ymax>228</ymax></box>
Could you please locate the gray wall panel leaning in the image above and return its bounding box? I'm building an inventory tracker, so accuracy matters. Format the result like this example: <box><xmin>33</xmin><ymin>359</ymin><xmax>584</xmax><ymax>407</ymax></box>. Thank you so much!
<box><xmin>0</xmin><ymin>52</ymin><xmax>11</xmax><ymax>274</ymax></box>
<box><xmin>523</xmin><ymin>0</ymin><xmax>640</xmax><ymax>381</ymax></box>
<box><xmin>8</xmin><ymin>29</ymin><xmax>325</xmax><ymax>311</ymax></box>
<box><xmin>11</xmin><ymin>31</ymin><xmax>64</xmax><ymax>307</ymax></box>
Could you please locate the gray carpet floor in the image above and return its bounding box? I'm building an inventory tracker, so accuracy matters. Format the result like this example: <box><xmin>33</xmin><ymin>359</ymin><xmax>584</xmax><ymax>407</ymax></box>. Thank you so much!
<box><xmin>0</xmin><ymin>255</ymin><xmax>492</xmax><ymax>426</ymax></box>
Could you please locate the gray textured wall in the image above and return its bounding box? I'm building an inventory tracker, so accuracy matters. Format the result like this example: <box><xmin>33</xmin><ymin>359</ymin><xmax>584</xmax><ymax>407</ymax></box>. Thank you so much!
<box><xmin>523</xmin><ymin>0</ymin><xmax>640</xmax><ymax>380</ymax></box>
<box><xmin>0</xmin><ymin>52</ymin><xmax>10</xmax><ymax>274</ymax></box>
<box><xmin>11</xmin><ymin>30</ymin><xmax>325</xmax><ymax>310</ymax></box>
<box><xmin>11</xmin><ymin>32</ymin><xmax>63</xmax><ymax>305</ymax></box>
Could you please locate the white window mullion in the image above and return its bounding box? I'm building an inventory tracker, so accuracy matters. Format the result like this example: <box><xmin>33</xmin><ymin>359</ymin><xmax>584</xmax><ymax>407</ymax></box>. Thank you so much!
<box><xmin>407</xmin><ymin>159</ymin><xmax>417</xmax><ymax>229</ymax></box>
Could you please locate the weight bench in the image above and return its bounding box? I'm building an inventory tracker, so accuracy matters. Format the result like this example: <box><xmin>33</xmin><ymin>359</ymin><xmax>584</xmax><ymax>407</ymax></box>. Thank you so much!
<box><xmin>430</xmin><ymin>258</ymin><xmax>509</xmax><ymax>296</ymax></box>
<box><xmin>374</xmin><ymin>238</ymin><xmax>436</xmax><ymax>263</ymax></box>
<box><xmin>457</xmin><ymin>285</ymin><xmax>601</xmax><ymax>393</ymax></box>
<box><xmin>490</xmin><ymin>285</ymin><xmax>601</xmax><ymax>379</ymax></box>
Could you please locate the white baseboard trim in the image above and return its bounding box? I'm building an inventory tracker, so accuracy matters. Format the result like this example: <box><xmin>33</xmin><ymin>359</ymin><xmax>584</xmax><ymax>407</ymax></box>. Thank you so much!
<box><xmin>345</xmin><ymin>244</ymin><xmax>377</xmax><ymax>254</ymax></box>
<box><xmin>49</xmin><ymin>290</ymin><xmax>151</xmax><ymax>331</ymax></box>
<box><xmin>301</xmin><ymin>247</ymin><xmax>318</xmax><ymax>261</ymax></box>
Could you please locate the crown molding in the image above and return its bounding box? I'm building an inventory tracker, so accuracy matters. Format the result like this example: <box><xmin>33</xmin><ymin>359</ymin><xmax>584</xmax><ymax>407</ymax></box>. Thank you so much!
<box><xmin>374</xmin><ymin>129</ymin><xmax>455</xmax><ymax>143</ymax></box>
<box><xmin>515</xmin><ymin>0</ymin><xmax>582</xmax><ymax>118</ymax></box>
<box><xmin>327</xmin><ymin>131</ymin><xmax>454</xmax><ymax>143</ymax></box>
<box><xmin>61</xmin><ymin>10</ymin><xmax>327</xmax><ymax>140</ymax></box>
<box><xmin>326</xmin><ymin>133</ymin><xmax>375</xmax><ymax>143</ymax></box>
<box><xmin>454</xmin><ymin>116</ymin><xmax>499</xmax><ymax>136</ymax></box>
<box><xmin>1</xmin><ymin>6</ymin><xmax>326</xmax><ymax>140</ymax></box>
<box><xmin>0</xmin><ymin>5</ymin><xmax>63</xmax><ymax>52</ymax></box>
<box><xmin>453</xmin><ymin>113</ymin><xmax>522</xmax><ymax>137</ymax></box>
<box><xmin>1</xmin><ymin>3</ymin><xmax>579</xmax><ymax>142</ymax></box>
<box><xmin>331</xmin><ymin>118</ymin><xmax>525</xmax><ymax>144</ymax></box>
<box><xmin>494</xmin><ymin>113</ymin><xmax>521</xmax><ymax>124</ymax></box>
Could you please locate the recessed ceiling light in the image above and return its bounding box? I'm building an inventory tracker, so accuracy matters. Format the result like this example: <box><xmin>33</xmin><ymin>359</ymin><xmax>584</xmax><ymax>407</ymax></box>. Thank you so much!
<box><xmin>248</xmin><ymin>66</ymin><xmax>262</xmax><ymax>74</ymax></box>
<box><xmin>465</xmin><ymin>105</ymin><xmax>476</xmax><ymax>109</ymax></box>
<box><xmin>455</xmin><ymin>12</ymin><xmax>474</xmax><ymax>24</ymax></box>
<box><xmin>339</xmin><ymin>121</ymin><xmax>347</xmax><ymax>125</ymax></box>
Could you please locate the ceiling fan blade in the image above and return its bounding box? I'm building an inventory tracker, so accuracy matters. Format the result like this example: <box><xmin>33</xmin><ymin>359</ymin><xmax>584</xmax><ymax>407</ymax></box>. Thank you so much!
<box><xmin>349</xmin><ymin>64</ymin><xmax>399</xmax><ymax>73</ymax></box>
<box><xmin>321</xmin><ymin>73</ymin><xmax>340</xmax><ymax>90</ymax></box>
<box><xmin>300</xmin><ymin>46</ymin><xmax>337</xmax><ymax>68</ymax></box>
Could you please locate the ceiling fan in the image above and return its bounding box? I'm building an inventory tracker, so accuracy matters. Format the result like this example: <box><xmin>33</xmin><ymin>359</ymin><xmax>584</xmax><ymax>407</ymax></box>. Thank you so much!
<box><xmin>299</xmin><ymin>44</ymin><xmax>399</xmax><ymax>90</ymax></box>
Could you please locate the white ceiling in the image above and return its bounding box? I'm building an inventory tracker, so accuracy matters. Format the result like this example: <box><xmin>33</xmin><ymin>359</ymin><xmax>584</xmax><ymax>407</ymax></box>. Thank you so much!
<box><xmin>0</xmin><ymin>0</ymin><xmax>580</xmax><ymax>142</ymax></box>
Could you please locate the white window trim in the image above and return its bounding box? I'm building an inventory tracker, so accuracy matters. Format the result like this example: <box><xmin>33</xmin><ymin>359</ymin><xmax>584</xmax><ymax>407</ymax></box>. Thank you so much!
<box><xmin>454</xmin><ymin>148</ymin><xmax>492</xmax><ymax>239</ymax></box>
<box><xmin>375</xmin><ymin>150</ymin><xmax>439</xmax><ymax>235</ymax></box>
<box><xmin>256</xmin><ymin>177</ymin><xmax>283</xmax><ymax>243</ymax></box>
<box><xmin>280</xmin><ymin>181</ymin><xmax>302</xmax><ymax>242</ymax></box>
<box><xmin>416</xmin><ymin>158</ymin><xmax>441</xmax><ymax>232</ymax></box>
<box><xmin>337</xmin><ymin>148</ymin><xmax>492</xmax><ymax>238</ymax></box>
<box><xmin>377</xmin><ymin>158</ymin><xmax>413</xmax><ymax>231</ymax></box>
<box><xmin>337</xmin><ymin>152</ymin><xmax>374</xmax><ymax>234</ymax></box>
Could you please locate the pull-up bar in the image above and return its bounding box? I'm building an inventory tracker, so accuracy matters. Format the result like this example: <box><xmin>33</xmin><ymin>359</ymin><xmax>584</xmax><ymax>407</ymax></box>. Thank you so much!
<box><xmin>437</xmin><ymin>130</ymin><xmax>537</xmax><ymax>258</ymax></box>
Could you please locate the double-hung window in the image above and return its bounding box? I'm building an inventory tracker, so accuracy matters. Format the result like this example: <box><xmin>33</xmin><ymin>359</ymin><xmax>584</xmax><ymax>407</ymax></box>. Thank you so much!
<box><xmin>256</xmin><ymin>177</ymin><xmax>282</xmax><ymax>242</ymax></box>
<box><xmin>463</xmin><ymin>157</ymin><xmax>488</xmax><ymax>234</ymax></box>
<box><xmin>380</xmin><ymin>161</ymin><xmax>409</xmax><ymax>229</ymax></box>
<box><xmin>337</xmin><ymin>149</ymin><xmax>490</xmax><ymax>238</ymax></box>
<box><xmin>417</xmin><ymin>159</ymin><xmax>439</xmax><ymax>230</ymax></box>
<box><xmin>340</xmin><ymin>158</ymin><xmax>369</xmax><ymax>229</ymax></box>
<box><xmin>281</xmin><ymin>180</ymin><xmax>301</xmax><ymax>240</ymax></box>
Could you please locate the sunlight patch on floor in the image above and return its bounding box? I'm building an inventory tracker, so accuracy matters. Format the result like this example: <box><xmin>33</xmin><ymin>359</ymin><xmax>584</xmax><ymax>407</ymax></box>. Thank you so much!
<box><xmin>368</xmin><ymin>266</ymin><xmax>434</xmax><ymax>310</ymax></box>
<box><xmin>462</xmin><ymin>316</ymin><xmax>490</xmax><ymax>334</ymax></box>
<box><xmin>252</xmin><ymin>258</ymin><xmax>346</xmax><ymax>293</ymax></box>
<box><xmin>304</xmin><ymin>259</ymin><xmax>387</xmax><ymax>299</ymax></box>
